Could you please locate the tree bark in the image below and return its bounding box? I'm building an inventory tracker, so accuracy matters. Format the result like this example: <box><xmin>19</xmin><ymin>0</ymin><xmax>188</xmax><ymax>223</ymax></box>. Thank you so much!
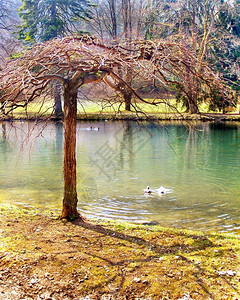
<box><xmin>60</xmin><ymin>72</ymin><xmax>106</xmax><ymax>220</ymax></box>
<box><xmin>109</xmin><ymin>0</ymin><xmax>117</xmax><ymax>39</ymax></box>
<box><xmin>61</xmin><ymin>82</ymin><xmax>80</xmax><ymax>220</ymax></box>
<box><xmin>186</xmin><ymin>68</ymin><xmax>199</xmax><ymax>114</ymax></box>
<box><xmin>54</xmin><ymin>81</ymin><xmax>64</xmax><ymax>119</ymax></box>
<box><xmin>123</xmin><ymin>66</ymin><xmax>133</xmax><ymax>111</ymax></box>
<box><xmin>189</xmin><ymin>99</ymin><xmax>199</xmax><ymax>114</ymax></box>
<box><xmin>189</xmin><ymin>81</ymin><xmax>199</xmax><ymax>114</ymax></box>
<box><xmin>124</xmin><ymin>90</ymin><xmax>132</xmax><ymax>111</ymax></box>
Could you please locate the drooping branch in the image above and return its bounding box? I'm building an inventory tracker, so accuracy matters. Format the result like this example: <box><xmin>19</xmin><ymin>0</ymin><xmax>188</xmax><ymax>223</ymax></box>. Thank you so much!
<box><xmin>0</xmin><ymin>35</ymin><xmax>233</xmax><ymax>118</ymax></box>
<box><xmin>34</xmin><ymin>74</ymin><xmax>66</xmax><ymax>84</ymax></box>
<box><xmin>103</xmin><ymin>71</ymin><xmax>158</xmax><ymax>106</ymax></box>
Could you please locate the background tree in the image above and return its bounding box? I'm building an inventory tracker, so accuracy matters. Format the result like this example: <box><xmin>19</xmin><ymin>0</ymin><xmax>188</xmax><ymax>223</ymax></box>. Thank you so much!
<box><xmin>213</xmin><ymin>0</ymin><xmax>240</xmax><ymax>91</ymax></box>
<box><xmin>140</xmin><ymin>0</ymin><xmax>240</xmax><ymax>113</ymax></box>
<box><xmin>87</xmin><ymin>0</ymin><xmax>146</xmax><ymax>40</ymax></box>
<box><xmin>87</xmin><ymin>0</ymin><xmax>148</xmax><ymax>111</ymax></box>
<box><xmin>17</xmin><ymin>0</ymin><xmax>93</xmax><ymax>118</ymax></box>
<box><xmin>232</xmin><ymin>0</ymin><xmax>240</xmax><ymax>36</ymax></box>
<box><xmin>0</xmin><ymin>0</ymin><xmax>21</xmax><ymax>66</ymax></box>
<box><xmin>18</xmin><ymin>0</ymin><xmax>92</xmax><ymax>42</ymax></box>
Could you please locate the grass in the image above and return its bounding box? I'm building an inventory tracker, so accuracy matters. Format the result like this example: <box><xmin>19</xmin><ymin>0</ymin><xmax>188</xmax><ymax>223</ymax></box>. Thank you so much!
<box><xmin>7</xmin><ymin>97</ymin><xmax>240</xmax><ymax>121</ymax></box>
<box><xmin>0</xmin><ymin>203</ymin><xmax>240</xmax><ymax>299</ymax></box>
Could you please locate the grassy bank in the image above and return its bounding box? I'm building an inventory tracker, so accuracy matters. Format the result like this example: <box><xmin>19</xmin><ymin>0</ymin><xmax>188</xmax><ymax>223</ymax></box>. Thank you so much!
<box><xmin>6</xmin><ymin>110</ymin><xmax>240</xmax><ymax>122</ymax></box>
<box><xmin>4</xmin><ymin>98</ymin><xmax>240</xmax><ymax>122</ymax></box>
<box><xmin>0</xmin><ymin>204</ymin><xmax>239</xmax><ymax>299</ymax></box>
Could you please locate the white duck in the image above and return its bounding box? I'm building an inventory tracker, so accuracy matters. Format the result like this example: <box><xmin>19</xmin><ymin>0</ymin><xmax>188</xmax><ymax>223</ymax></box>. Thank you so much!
<box><xmin>87</xmin><ymin>126</ymin><xmax>100</xmax><ymax>131</ymax></box>
<box><xmin>158</xmin><ymin>186</ymin><xmax>167</xmax><ymax>195</ymax></box>
<box><xmin>144</xmin><ymin>186</ymin><xmax>153</xmax><ymax>194</ymax></box>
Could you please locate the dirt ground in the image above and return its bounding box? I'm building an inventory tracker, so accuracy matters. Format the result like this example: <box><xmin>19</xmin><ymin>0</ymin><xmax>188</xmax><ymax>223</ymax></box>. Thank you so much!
<box><xmin>0</xmin><ymin>205</ymin><xmax>240</xmax><ymax>300</ymax></box>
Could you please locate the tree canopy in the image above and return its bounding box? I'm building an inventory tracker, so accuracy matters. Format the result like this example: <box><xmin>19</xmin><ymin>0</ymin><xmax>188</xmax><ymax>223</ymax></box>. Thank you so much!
<box><xmin>0</xmin><ymin>36</ymin><xmax>230</xmax><ymax>116</ymax></box>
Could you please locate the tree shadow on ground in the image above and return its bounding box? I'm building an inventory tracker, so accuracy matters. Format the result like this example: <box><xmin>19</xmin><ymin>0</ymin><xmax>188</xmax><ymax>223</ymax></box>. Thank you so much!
<box><xmin>68</xmin><ymin>218</ymin><xmax>239</xmax><ymax>299</ymax></box>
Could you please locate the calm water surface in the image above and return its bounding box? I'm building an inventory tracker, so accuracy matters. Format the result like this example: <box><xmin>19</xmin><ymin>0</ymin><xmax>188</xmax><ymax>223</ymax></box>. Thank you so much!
<box><xmin>0</xmin><ymin>120</ymin><xmax>240</xmax><ymax>233</ymax></box>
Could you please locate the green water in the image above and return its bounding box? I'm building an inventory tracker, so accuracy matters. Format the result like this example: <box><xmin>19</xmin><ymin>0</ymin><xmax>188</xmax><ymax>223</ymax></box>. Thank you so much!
<box><xmin>0</xmin><ymin>120</ymin><xmax>240</xmax><ymax>233</ymax></box>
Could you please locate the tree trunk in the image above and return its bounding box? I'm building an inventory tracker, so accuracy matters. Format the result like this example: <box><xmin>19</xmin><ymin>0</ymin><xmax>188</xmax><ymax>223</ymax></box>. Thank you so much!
<box><xmin>109</xmin><ymin>0</ymin><xmax>117</xmax><ymax>39</ymax></box>
<box><xmin>189</xmin><ymin>97</ymin><xmax>199</xmax><ymax>114</ymax></box>
<box><xmin>61</xmin><ymin>83</ymin><xmax>80</xmax><ymax>220</ymax></box>
<box><xmin>184</xmin><ymin>86</ymin><xmax>199</xmax><ymax>113</ymax></box>
<box><xmin>186</xmin><ymin>68</ymin><xmax>199</xmax><ymax>114</ymax></box>
<box><xmin>124</xmin><ymin>90</ymin><xmax>132</xmax><ymax>111</ymax></box>
<box><xmin>54</xmin><ymin>81</ymin><xmax>64</xmax><ymax>119</ymax></box>
<box><xmin>124</xmin><ymin>66</ymin><xmax>133</xmax><ymax>111</ymax></box>
<box><xmin>122</xmin><ymin>0</ymin><xmax>128</xmax><ymax>38</ymax></box>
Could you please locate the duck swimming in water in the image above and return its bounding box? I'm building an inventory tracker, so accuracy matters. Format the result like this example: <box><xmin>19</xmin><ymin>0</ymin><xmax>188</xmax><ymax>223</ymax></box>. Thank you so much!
<box><xmin>158</xmin><ymin>186</ymin><xmax>167</xmax><ymax>195</ymax></box>
<box><xmin>144</xmin><ymin>186</ymin><xmax>153</xmax><ymax>194</ymax></box>
<box><xmin>88</xmin><ymin>126</ymin><xmax>100</xmax><ymax>131</ymax></box>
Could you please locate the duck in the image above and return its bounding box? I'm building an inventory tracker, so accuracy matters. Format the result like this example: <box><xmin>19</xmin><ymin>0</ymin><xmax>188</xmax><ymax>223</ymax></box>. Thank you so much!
<box><xmin>86</xmin><ymin>126</ymin><xmax>100</xmax><ymax>131</ymax></box>
<box><xmin>158</xmin><ymin>186</ymin><xmax>167</xmax><ymax>195</ymax></box>
<box><xmin>144</xmin><ymin>186</ymin><xmax>153</xmax><ymax>194</ymax></box>
<box><xmin>92</xmin><ymin>127</ymin><xmax>100</xmax><ymax>131</ymax></box>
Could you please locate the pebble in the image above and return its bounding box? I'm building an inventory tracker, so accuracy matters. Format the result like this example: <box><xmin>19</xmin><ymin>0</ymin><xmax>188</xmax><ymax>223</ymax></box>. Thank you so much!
<box><xmin>30</xmin><ymin>278</ymin><xmax>37</xmax><ymax>285</ymax></box>
<box><xmin>217</xmin><ymin>270</ymin><xmax>237</xmax><ymax>276</ymax></box>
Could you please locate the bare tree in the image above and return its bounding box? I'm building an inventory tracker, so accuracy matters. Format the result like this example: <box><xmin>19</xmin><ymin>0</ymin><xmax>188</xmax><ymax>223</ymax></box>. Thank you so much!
<box><xmin>0</xmin><ymin>0</ymin><xmax>22</xmax><ymax>66</ymax></box>
<box><xmin>0</xmin><ymin>36</ymin><xmax>231</xmax><ymax>219</ymax></box>
<box><xmin>86</xmin><ymin>0</ymin><xmax>151</xmax><ymax>111</ymax></box>
<box><xmin>87</xmin><ymin>0</ymin><xmax>146</xmax><ymax>40</ymax></box>
<box><xmin>142</xmin><ymin>0</ymin><xmax>239</xmax><ymax>113</ymax></box>
<box><xmin>0</xmin><ymin>0</ymin><xmax>19</xmax><ymax>31</ymax></box>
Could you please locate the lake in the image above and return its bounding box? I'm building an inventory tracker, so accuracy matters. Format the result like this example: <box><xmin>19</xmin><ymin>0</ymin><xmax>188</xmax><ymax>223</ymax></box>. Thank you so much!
<box><xmin>0</xmin><ymin>120</ymin><xmax>240</xmax><ymax>233</ymax></box>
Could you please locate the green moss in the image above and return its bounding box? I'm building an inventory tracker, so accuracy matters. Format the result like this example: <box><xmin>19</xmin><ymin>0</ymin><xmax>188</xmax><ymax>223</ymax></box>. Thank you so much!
<box><xmin>0</xmin><ymin>203</ymin><xmax>240</xmax><ymax>298</ymax></box>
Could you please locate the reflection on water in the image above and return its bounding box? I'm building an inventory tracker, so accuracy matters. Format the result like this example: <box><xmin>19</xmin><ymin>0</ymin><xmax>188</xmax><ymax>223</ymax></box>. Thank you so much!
<box><xmin>0</xmin><ymin>120</ymin><xmax>240</xmax><ymax>233</ymax></box>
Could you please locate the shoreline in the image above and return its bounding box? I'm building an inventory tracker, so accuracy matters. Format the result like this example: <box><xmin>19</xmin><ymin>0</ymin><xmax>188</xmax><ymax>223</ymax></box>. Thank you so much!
<box><xmin>1</xmin><ymin>112</ymin><xmax>240</xmax><ymax>122</ymax></box>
